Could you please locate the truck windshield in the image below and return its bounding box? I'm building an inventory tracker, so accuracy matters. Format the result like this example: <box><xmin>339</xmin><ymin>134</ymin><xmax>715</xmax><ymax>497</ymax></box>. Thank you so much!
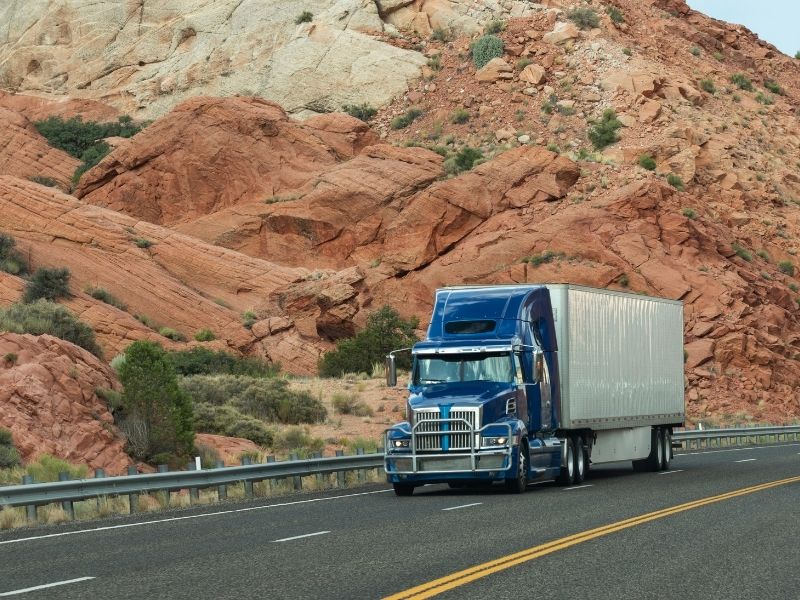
<box><xmin>413</xmin><ymin>352</ymin><xmax>513</xmax><ymax>385</ymax></box>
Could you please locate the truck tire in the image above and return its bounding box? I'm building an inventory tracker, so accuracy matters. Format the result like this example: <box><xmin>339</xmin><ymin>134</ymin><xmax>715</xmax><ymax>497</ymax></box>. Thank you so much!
<box><xmin>646</xmin><ymin>427</ymin><xmax>663</xmax><ymax>472</ymax></box>
<box><xmin>661</xmin><ymin>429</ymin><xmax>671</xmax><ymax>471</ymax></box>
<box><xmin>393</xmin><ymin>483</ymin><xmax>414</xmax><ymax>496</ymax></box>
<box><xmin>556</xmin><ymin>438</ymin><xmax>575</xmax><ymax>486</ymax></box>
<box><xmin>573</xmin><ymin>436</ymin><xmax>587</xmax><ymax>484</ymax></box>
<box><xmin>505</xmin><ymin>442</ymin><xmax>529</xmax><ymax>494</ymax></box>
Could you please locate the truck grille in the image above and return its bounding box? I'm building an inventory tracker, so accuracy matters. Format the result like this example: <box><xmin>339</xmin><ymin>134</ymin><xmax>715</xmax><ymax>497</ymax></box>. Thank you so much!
<box><xmin>414</xmin><ymin>409</ymin><xmax>479</xmax><ymax>451</ymax></box>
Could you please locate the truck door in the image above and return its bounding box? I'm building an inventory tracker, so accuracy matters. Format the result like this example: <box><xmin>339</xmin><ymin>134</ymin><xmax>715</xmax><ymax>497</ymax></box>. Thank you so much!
<box><xmin>532</xmin><ymin>321</ymin><xmax>553</xmax><ymax>432</ymax></box>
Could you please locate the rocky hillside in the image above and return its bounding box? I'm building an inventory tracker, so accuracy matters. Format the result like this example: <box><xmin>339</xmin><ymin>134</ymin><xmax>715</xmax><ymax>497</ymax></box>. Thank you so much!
<box><xmin>1</xmin><ymin>0</ymin><xmax>799</xmax><ymax>433</ymax></box>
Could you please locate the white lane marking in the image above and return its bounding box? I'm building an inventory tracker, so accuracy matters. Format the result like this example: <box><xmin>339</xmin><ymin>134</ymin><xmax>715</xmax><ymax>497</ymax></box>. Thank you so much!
<box><xmin>735</xmin><ymin>458</ymin><xmax>757</xmax><ymax>463</ymax></box>
<box><xmin>0</xmin><ymin>577</ymin><xmax>95</xmax><ymax>597</ymax></box>
<box><xmin>564</xmin><ymin>484</ymin><xmax>593</xmax><ymax>491</ymax></box>
<box><xmin>272</xmin><ymin>531</ymin><xmax>330</xmax><ymax>543</ymax></box>
<box><xmin>677</xmin><ymin>443</ymin><xmax>800</xmax><ymax>456</ymax></box>
<box><xmin>659</xmin><ymin>469</ymin><xmax>684</xmax><ymax>475</ymax></box>
<box><xmin>0</xmin><ymin>489</ymin><xmax>391</xmax><ymax>546</ymax></box>
<box><xmin>442</xmin><ymin>502</ymin><xmax>483</xmax><ymax>511</ymax></box>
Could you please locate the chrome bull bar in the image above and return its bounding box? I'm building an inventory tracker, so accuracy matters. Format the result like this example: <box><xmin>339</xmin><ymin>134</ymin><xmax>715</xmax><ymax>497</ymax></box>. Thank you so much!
<box><xmin>384</xmin><ymin>418</ymin><xmax>514</xmax><ymax>474</ymax></box>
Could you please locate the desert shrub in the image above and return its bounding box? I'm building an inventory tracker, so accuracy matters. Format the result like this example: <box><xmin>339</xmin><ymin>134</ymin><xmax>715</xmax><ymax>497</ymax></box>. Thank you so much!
<box><xmin>713</xmin><ymin>51</ymin><xmax>724</xmax><ymax>61</ymax></box>
<box><xmin>159</xmin><ymin>327</ymin><xmax>187</xmax><ymax>342</ymax></box>
<box><xmin>763</xmin><ymin>80</ymin><xmax>783</xmax><ymax>95</ymax></box>
<box><xmin>273</xmin><ymin>426</ymin><xmax>324</xmax><ymax>455</ymax></box>
<box><xmin>85</xmin><ymin>286</ymin><xmax>127</xmax><ymax>310</ymax></box>
<box><xmin>342</xmin><ymin>103</ymin><xmax>377</xmax><ymax>122</ymax></box>
<box><xmin>732</xmin><ymin>242</ymin><xmax>753</xmax><ymax>262</ymax></box>
<box><xmin>755</xmin><ymin>92</ymin><xmax>774</xmax><ymax>105</ymax></box>
<box><xmin>25</xmin><ymin>454</ymin><xmax>87</xmax><ymax>482</ymax></box>
<box><xmin>618</xmin><ymin>273</ymin><xmax>629</xmax><ymax>288</ymax></box>
<box><xmin>391</xmin><ymin>108</ymin><xmax>424</xmax><ymax>130</ymax></box>
<box><xmin>779</xmin><ymin>261</ymin><xmax>795</xmax><ymax>276</ymax></box>
<box><xmin>0</xmin><ymin>232</ymin><xmax>27</xmax><ymax>275</ymax></box>
<box><xmin>682</xmin><ymin>208</ymin><xmax>696</xmax><ymax>219</ymax></box>
<box><xmin>606</xmin><ymin>6</ymin><xmax>624</xmax><ymax>23</ymax></box>
<box><xmin>568</xmin><ymin>8</ymin><xmax>599</xmax><ymax>29</ymax></box>
<box><xmin>756</xmin><ymin>249</ymin><xmax>770</xmax><ymax>261</ymax></box>
<box><xmin>96</xmin><ymin>387</ymin><xmax>124</xmax><ymax>413</ymax></box>
<box><xmin>169</xmin><ymin>347</ymin><xmax>277</xmax><ymax>377</ymax></box>
<box><xmin>295</xmin><ymin>11</ymin><xmax>313</xmax><ymax>24</ymax></box>
<box><xmin>3</xmin><ymin>352</ymin><xmax>18</xmax><ymax>365</ymax></box>
<box><xmin>431</xmin><ymin>27</ymin><xmax>451</xmax><ymax>42</ymax></box>
<box><xmin>241</xmin><ymin>310</ymin><xmax>258</xmax><ymax>329</ymax></box>
<box><xmin>0</xmin><ymin>300</ymin><xmax>101</xmax><ymax>357</ymax></box>
<box><xmin>23</xmin><ymin>267</ymin><xmax>71</xmax><ymax>303</ymax></box>
<box><xmin>71</xmin><ymin>142</ymin><xmax>110</xmax><ymax>183</ymax></box>
<box><xmin>588</xmin><ymin>109</ymin><xmax>622</xmax><ymax>149</ymax></box>
<box><xmin>666</xmin><ymin>173</ymin><xmax>685</xmax><ymax>191</ymax></box>
<box><xmin>29</xmin><ymin>175</ymin><xmax>57</xmax><ymax>187</ymax></box>
<box><xmin>332</xmin><ymin>393</ymin><xmax>373</xmax><ymax>417</ymax></box>
<box><xmin>638</xmin><ymin>154</ymin><xmax>656</xmax><ymax>170</ymax></box>
<box><xmin>192</xmin><ymin>403</ymin><xmax>274</xmax><ymax>446</ymax></box>
<box><xmin>427</xmin><ymin>55</ymin><xmax>442</xmax><ymax>71</ymax></box>
<box><xmin>319</xmin><ymin>305</ymin><xmax>419</xmax><ymax>377</ymax></box>
<box><xmin>484</xmin><ymin>20</ymin><xmax>505</xmax><ymax>34</ymax></box>
<box><xmin>0</xmin><ymin>428</ymin><xmax>20</xmax><ymax>469</ymax></box>
<box><xmin>796</xmin><ymin>51</ymin><xmax>800</xmax><ymax>60</ymax></box>
<box><xmin>700</xmin><ymin>79</ymin><xmax>716</xmax><ymax>94</ymax></box>
<box><xmin>470</xmin><ymin>34</ymin><xmax>504</xmax><ymax>69</ymax></box>
<box><xmin>135</xmin><ymin>238</ymin><xmax>153</xmax><ymax>249</ymax></box>
<box><xmin>443</xmin><ymin>147</ymin><xmax>483</xmax><ymax>175</ymax></box>
<box><xmin>195</xmin><ymin>443</ymin><xmax>222</xmax><ymax>469</ymax></box>
<box><xmin>730</xmin><ymin>73</ymin><xmax>753</xmax><ymax>91</ymax></box>
<box><xmin>117</xmin><ymin>340</ymin><xmax>194</xmax><ymax>462</ymax></box>
<box><xmin>690</xmin><ymin>47</ymin><xmax>701</xmax><ymax>56</ymax></box>
<box><xmin>194</xmin><ymin>328</ymin><xmax>216</xmax><ymax>342</ymax></box>
<box><xmin>622</xmin><ymin>47</ymin><xmax>632</xmax><ymax>56</ymax></box>
<box><xmin>516</xmin><ymin>58</ymin><xmax>533</xmax><ymax>71</ymax></box>
<box><xmin>524</xmin><ymin>250</ymin><xmax>565</xmax><ymax>266</ymax></box>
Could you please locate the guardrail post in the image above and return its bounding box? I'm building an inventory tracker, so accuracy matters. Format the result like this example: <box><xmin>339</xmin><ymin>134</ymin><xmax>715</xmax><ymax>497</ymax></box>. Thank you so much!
<box><xmin>127</xmin><ymin>466</ymin><xmax>139</xmax><ymax>513</ymax></box>
<box><xmin>94</xmin><ymin>468</ymin><xmax>105</xmax><ymax>512</ymax></box>
<box><xmin>312</xmin><ymin>452</ymin><xmax>324</xmax><ymax>489</ymax></box>
<box><xmin>357</xmin><ymin>448</ymin><xmax>365</xmax><ymax>483</ymax></box>
<box><xmin>58</xmin><ymin>472</ymin><xmax>75</xmax><ymax>520</ymax></box>
<box><xmin>22</xmin><ymin>475</ymin><xmax>36</xmax><ymax>523</ymax></box>
<box><xmin>266</xmin><ymin>456</ymin><xmax>275</xmax><ymax>494</ymax></box>
<box><xmin>290</xmin><ymin>453</ymin><xmax>302</xmax><ymax>491</ymax></box>
<box><xmin>157</xmin><ymin>464</ymin><xmax>169</xmax><ymax>506</ymax></box>
<box><xmin>216</xmin><ymin>461</ymin><xmax>227</xmax><ymax>501</ymax></box>
<box><xmin>187</xmin><ymin>462</ymin><xmax>199</xmax><ymax>505</ymax></box>
<box><xmin>335</xmin><ymin>450</ymin><xmax>345</xmax><ymax>488</ymax></box>
<box><xmin>377</xmin><ymin>447</ymin><xmax>384</xmax><ymax>479</ymax></box>
<box><xmin>242</xmin><ymin>456</ymin><xmax>254</xmax><ymax>498</ymax></box>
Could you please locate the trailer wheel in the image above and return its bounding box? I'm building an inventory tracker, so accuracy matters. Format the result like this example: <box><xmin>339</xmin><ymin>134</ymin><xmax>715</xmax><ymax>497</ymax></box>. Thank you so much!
<box><xmin>573</xmin><ymin>436</ymin><xmax>587</xmax><ymax>484</ymax></box>
<box><xmin>661</xmin><ymin>429</ymin><xmax>671</xmax><ymax>471</ymax></box>
<box><xmin>646</xmin><ymin>427</ymin><xmax>663</xmax><ymax>472</ymax></box>
<box><xmin>393</xmin><ymin>483</ymin><xmax>414</xmax><ymax>496</ymax></box>
<box><xmin>505</xmin><ymin>442</ymin><xmax>529</xmax><ymax>494</ymax></box>
<box><xmin>556</xmin><ymin>438</ymin><xmax>575</xmax><ymax>486</ymax></box>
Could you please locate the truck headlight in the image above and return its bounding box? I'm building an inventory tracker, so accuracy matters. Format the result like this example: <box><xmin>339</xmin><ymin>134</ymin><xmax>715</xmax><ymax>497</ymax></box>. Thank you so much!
<box><xmin>482</xmin><ymin>436</ymin><xmax>508</xmax><ymax>446</ymax></box>
<box><xmin>393</xmin><ymin>440</ymin><xmax>410</xmax><ymax>448</ymax></box>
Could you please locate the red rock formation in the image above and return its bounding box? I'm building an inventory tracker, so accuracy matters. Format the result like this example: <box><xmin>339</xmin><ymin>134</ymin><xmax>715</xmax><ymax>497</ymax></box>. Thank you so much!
<box><xmin>195</xmin><ymin>433</ymin><xmax>260</xmax><ymax>467</ymax></box>
<box><xmin>0</xmin><ymin>332</ymin><xmax>132</xmax><ymax>474</ymax></box>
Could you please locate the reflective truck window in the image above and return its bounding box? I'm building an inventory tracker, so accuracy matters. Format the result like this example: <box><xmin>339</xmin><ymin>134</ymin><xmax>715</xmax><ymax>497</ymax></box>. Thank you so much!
<box><xmin>414</xmin><ymin>352</ymin><xmax>513</xmax><ymax>384</ymax></box>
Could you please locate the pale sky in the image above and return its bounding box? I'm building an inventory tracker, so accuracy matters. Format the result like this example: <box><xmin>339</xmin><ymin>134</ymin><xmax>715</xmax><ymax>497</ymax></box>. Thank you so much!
<box><xmin>687</xmin><ymin>0</ymin><xmax>798</xmax><ymax>57</ymax></box>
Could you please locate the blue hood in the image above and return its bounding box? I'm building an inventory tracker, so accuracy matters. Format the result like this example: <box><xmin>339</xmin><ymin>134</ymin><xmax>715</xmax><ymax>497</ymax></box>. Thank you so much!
<box><xmin>409</xmin><ymin>382</ymin><xmax>515</xmax><ymax>424</ymax></box>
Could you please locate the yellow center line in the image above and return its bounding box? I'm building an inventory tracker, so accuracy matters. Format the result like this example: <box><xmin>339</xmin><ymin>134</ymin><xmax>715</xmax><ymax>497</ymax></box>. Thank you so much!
<box><xmin>384</xmin><ymin>475</ymin><xmax>800</xmax><ymax>600</ymax></box>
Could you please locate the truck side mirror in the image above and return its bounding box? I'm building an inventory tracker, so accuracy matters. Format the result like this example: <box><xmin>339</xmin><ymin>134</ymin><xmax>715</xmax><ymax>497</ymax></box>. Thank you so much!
<box><xmin>386</xmin><ymin>354</ymin><xmax>397</xmax><ymax>387</ymax></box>
<box><xmin>534</xmin><ymin>351</ymin><xmax>544</xmax><ymax>383</ymax></box>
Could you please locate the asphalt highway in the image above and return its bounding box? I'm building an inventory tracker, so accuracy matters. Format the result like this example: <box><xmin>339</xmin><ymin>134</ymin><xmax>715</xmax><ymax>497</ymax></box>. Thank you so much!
<box><xmin>1</xmin><ymin>443</ymin><xmax>798</xmax><ymax>599</ymax></box>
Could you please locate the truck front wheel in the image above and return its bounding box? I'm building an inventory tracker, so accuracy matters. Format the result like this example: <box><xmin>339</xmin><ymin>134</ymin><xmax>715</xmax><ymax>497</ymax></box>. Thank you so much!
<box><xmin>393</xmin><ymin>483</ymin><xmax>415</xmax><ymax>496</ymax></box>
<box><xmin>556</xmin><ymin>438</ymin><xmax>575</xmax><ymax>486</ymax></box>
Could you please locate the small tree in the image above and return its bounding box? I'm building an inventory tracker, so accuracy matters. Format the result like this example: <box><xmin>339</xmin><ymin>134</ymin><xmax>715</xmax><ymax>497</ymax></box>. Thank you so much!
<box><xmin>118</xmin><ymin>340</ymin><xmax>194</xmax><ymax>461</ymax></box>
<box><xmin>319</xmin><ymin>306</ymin><xmax>419</xmax><ymax>377</ymax></box>
<box><xmin>23</xmin><ymin>267</ymin><xmax>71</xmax><ymax>303</ymax></box>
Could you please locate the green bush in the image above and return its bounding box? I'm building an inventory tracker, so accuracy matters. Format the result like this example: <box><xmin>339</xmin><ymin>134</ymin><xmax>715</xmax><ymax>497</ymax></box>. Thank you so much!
<box><xmin>443</xmin><ymin>147</ymin><xmax>483</xmax><ymax>175</ymax></box>
<box><xmin>778</xmin><ymin>261</ymin><xmax>795</xmax><ymax>276</ymax></box>
<box><xmin>273</xmin><ymin>427</ymin><xmax>324</xmax><ymax>455</ymax></box>
<box><xmin>682</xmin><ymin>208</ymin><xmax>696</xmax><ymax>219</ymax></box>
<box><xmin>295</xmin><ymin>11</ymin><xmax>313</xmax><ymax>24</ymax></box>
<box><xmin>730</xmin><ymin>73</ymin><xmax>753</xmax><ymax>91</ymax></box>
<box><xmin>193</xmin><ymin>328</ymin><xmax>216</xmax><ymax>342</ymax></box>
<box><xmin>588</xmin><ymin>109</ymin><xmax>622</xmax><ymax>149</ymax></box>
<box><xmin>700</xmin><ymin>79</ymin><xmax>716</xmax><ymax>94</ymax></box>
<box><xmin>332</xmin><ymin>393</ymin><xmax>373</xmax><ymax>417</ymax></box>
<box><xmin>85</xmin><ymin>286</ymin><xmax>127</xmax><ymax>310</ymax></box>
<box><xmin>390</xmin><ymin>108</ymin><xmax>424</xmax><ymax>130</ymax></box>
<box><xmin>732</xmin><ymin>242</ymin><xmax>753</xmax><ymax>262</ymax></box>
<box><xmin>319</xmin><ymin>305</ymin><xmax>419</xmax><ymax>377</ymax></box>
<box><xmin>135</xmin><ymin>238</ymin><xmax>153</xmax><ymax>249</ymax></box>
<box><xmin>0</xmin><ymin>232</ymin><xmax>27</xmax><ymax>275</ymax></box>
<box><xmin>606</xmin><ymin>6</ymin><xmax>625</xmax><ymax>23</ymax></box>
<box><xmin>117</xmin><ymin>340</ymin><xmax>194</xmax><ymax>462</ymax></box>
<box><xmin>29</xmin><ymin>175</ymin><xmax>57</xmax><ymax>187</ymax></box>
<box><xmin>25</xmin><ymin>454</ymin><xmax>86</xmax><ymax>482</ymax></box>
<box><xmin>72</xmin><ymin>142</ymin><xmax>110</xmax><ymax>184</ymax></box>
<box><xmin>756</xmin><ymin>249</ymin><xmax>770</xmax><ymax>262</ymax></box>
<box><xmin>3</xmin><ymin>352</ymin><xmax>17</xmax><ymax>365</ymax></box>
<box><xmin>516</xmin><ymin>58</ymin><xmax>533</xmax><ymax>71</ymax></box>
<box><xmin>568</xmin><ymin>8</ymin><xmax>599</xmax><ymax>29</ymax></box>
<box><xmin>431</xmin><ymin>27</ymin><xmax>451</xmax><ymax>42</ymax></box>
<box><xmin>159</xmin><ymin>327</ymin><xmax>187</xmax><ymax>342</ymax></box>
<box><xmin>524</xmin><ymin>250</ymin><xmax>565</xmax><ymax>266</ymax></box>
<box><xmin>638</xmin><ymin>154</ymin><xmax>656</xmax><ymax>170</ymax></box>
<box><xmin>191</xmin><ymin>403</ymin><xmax>274</xmax><ymax>446</ymax></box>
<box><xmin>0</xmin><ymin>300</ymin><xmax>102</xmax><ymax>357</ymax></box>
<box><xmin>342</xmin><ymin>103</ymin><xmax>377</xmax><ymax>122</ymax></box>
<box><xmin>484</xmin><ymin>20</ymin><xmax>505</xmax><ymax>34</ymax></box>
<box><xmin>755</xmin><ymin>92</ymin><xmax>774</xmax><ymax>105</ymax></box>
<box><xmin>23</xmin><ymin>267</ymin><xmax>71</xmax><ymax>303</ymax></box>
<box><xmin>0</xmin><ymin>428</ymin><xmax>20</xmax><ymax>469</ymax></box>
<box><xmin>241</xmin><ymin>310</ymin><xmax>258</xmax><ymax>329</ymax></box>
<box><xmin>450</xmin><ymin>109</ymin><xmax>470</xmax><ymax>124</ymax></box>
<box><xmin>470</xmin><ymin>34</ymin><xmax>504</xmax><ymax>69</ymax></box>
<box><xmin>169</xmin><ymin>347</ymin><xmax>278</xmax><ymax>378</ymax></box>
<box><xmin>427</xmin><ymin>55</ymin><xmax>442</xmax><ymax>71</ymax></box>
<box><xmin>690</xmin><ymin>47</ymin><xmax>701</xmax><ymax>57</ymax></box>
<box><xmin>763</xmin><ymin>80</ymin><xmax>783</xmax><ymax>95</ymax></box>
<box><xmin>666</xmin><ymin>173</ymin><xmax>685</xmax><ymax>191</ymax></box>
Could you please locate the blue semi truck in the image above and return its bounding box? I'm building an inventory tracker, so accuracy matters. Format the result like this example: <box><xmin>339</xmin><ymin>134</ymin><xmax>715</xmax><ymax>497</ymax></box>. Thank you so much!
<box><xmin>384</xmin><ymin>284</ymin><xmax>685</xmax><ymax>496</ymax></box>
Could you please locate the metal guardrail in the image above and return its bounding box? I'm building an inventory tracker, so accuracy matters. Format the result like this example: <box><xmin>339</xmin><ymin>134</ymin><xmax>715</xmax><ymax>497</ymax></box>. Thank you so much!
<box><xmin>1</xmin><ymin>425</ymin><xmax>798</xmax><ymax>524</ymax></box>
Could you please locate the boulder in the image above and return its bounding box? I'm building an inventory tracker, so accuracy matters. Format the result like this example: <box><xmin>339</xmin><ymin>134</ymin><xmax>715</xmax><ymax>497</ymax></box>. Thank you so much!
<box><xmin>519</xmin><ymin>63</ymin><xmax>546</xmax><ymax>85</ymax></box>
<box><xmin>475</xmin><ymin>58</ymin><xmax>514</xmax><ymax>83</ymax></box>
<box><xmin>543</xmin><ymin>22</ymin><xmax>580</xmax><ymax>44</ymax></box>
